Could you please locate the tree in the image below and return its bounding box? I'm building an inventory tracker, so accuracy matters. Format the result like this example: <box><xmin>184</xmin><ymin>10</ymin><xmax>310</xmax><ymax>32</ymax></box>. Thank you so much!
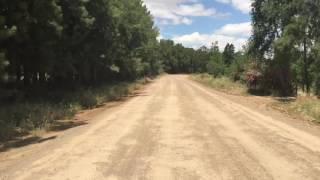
<box><xmin>0</xmin><ymin>12</ymin><xmax>14</xmax><ymax>80</ymax></box>
<box><xmin>311</xmin><ymin>43</ymin><xmax>320</xmax><ymax>96</ymax></box>
<box><xmin>0</xmin><ymin>0</ymin><xmax>164</xmax><ymax>89</ymax></box>
<box><xmin>223</xmin><ymin>43</ymin><xmax>235</xmax><ymax>65</ymax></box>
<box><xmin>56</xmin><ymin>0</ymin><xmax>94</xmax><ymax>85</ymax></box>
<box><xmin>2</xmin><ymin>0</ymin><xmax>63</xmax><ymax>86</ymax></box>
<box><xmin>228</xmin><ymin>51</ymin><xmax>249</xmax><ymax>81</ymax></box>
<box><xmin>250</xmin><ymin>0</ymin><xmax>320</xmax><ymax>96</ymax></box>
<box><xmin>109</xmin><ymin>0</ymin><xmax>159</xmax><ymax>79</ymax></box>
<box><xmin>207</xmin><ymin>42</ymin><xmax>224</xmax><ymax>77</ymax></box>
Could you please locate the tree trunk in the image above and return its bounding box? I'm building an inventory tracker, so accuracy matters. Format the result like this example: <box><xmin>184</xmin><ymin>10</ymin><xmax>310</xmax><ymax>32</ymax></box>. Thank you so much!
<box><xmin>16</xmin><ymin>65</ymin><xmax>21</xmax><ymax>84</ymax></box>
<box><xmin>39</xmin><ymin>71</ymin><xmax>46</xmax><ymax>84</ymax></box>
<box><xmin>303</xmin><ymin>37</ymin><xmax>310</xmax><ymax>95</ymax></box>
<box><xmin>23</xmin><ymin>65</ymin><xmax>30</xmax><ymax>87</ymax></box>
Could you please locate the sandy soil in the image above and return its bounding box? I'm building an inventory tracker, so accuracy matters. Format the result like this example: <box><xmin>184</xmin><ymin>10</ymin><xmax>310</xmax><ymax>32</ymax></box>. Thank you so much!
<box><xmin>1</xmin><ymin>75</ymin><xmax>320</xmax><ymax>180</ymax></box>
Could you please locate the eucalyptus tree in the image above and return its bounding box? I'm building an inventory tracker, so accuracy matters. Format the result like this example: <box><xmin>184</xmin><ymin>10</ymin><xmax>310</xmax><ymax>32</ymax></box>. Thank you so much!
<box><xmin>223</xmin><ymin>43</ymin><xmax>235</xmax><ymax>65</ymax></box>
<box><xmin>207</xmin><ymin>42</ymin><xmax>224</xmax><ymax>77</ymax></box>
<box><xmin>250</xmin><ymin>0</ymin><xmax>320</xmax><ymax>95</ymax></box>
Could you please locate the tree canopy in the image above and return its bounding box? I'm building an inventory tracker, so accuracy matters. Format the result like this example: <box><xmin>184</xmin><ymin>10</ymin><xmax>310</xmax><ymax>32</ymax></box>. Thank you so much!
<box><xmin>250</xmin><ymin>0</ymin><xmax>320</xmax><ymax>96</ymax></box>
<box><xmin>0</xmin><ymin>0</ymin><xmax>248</xmax><ymax>95</ymax></box>
<box><xmin>0</xmin><ymin>0</ymin><xmax>161</xmax><ymax>88</ymax></box>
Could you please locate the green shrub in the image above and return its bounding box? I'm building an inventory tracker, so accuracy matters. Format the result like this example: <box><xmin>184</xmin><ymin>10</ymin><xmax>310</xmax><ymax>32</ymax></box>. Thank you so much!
<box><xmin>0</xmin><ymin>121</ymin><xmax>15</xmax><ymax>141</ymax></box>
<box><xmin>79</xmin><ymin>92</ymin><xmax>98</xmax><ymax>109</ymax></box>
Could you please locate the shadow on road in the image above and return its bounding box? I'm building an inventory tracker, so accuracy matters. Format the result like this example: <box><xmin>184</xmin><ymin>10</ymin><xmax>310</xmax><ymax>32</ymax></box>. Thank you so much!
<box><xmin>49</xmin><ymin>120</ymin><xmax>88</xmax><ymax>132</ymax></box>
<box><xmin>0</xmin><ymin>135</ymin><xmax>57</xmax><ymax>152</ymax></box>
<box><xmin>0</xmin><ymin>120</ymin><xmax>88</xmax><ymax>152</ymax></box>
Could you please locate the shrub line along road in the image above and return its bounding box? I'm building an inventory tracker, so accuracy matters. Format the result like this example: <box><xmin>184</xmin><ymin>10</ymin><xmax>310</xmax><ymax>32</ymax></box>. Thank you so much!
<box><xmin>1</xmin><ymin>75</ymin><xmax>320</xmax><ymax>180</ymax></box>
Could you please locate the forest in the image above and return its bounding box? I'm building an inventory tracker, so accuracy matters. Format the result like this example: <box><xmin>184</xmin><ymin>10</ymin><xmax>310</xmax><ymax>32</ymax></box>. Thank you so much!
<box><xmin>0</xmin><ymin>0</ymin><xmax>245</xmax><ymax>89</ymax></box>
<box><xmin>1</xmin><ymin>0</ymin><xmax>320</xmax><ymax>139</ymax></box>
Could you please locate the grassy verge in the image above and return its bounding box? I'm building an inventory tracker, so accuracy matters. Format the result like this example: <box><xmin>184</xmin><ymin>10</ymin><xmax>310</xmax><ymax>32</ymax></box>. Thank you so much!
<box><xmin>191</xmin><ymin>73</ymin><xmax>247</xmax><ymax>95</ymax></box>
<box><xmin>0</xmin><ymin>79</ymin><xmax>148</xmax><ymax>142</ymax></box>
<box><xmin>271</xmin><ymin>97</ymin><xmax>320</xmax><ymax>123</ymax></box>
<box><xmin>191</xmin><ymin>73</ymin><xmax>320</xmax><ymax>124</ymax></box>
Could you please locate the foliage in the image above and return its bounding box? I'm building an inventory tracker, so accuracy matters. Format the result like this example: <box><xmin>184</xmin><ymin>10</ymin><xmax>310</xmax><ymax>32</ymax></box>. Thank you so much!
<box><xmin>226</xmin><ymin>52</ymin><xmax>249</xmax><ymax>82</ymax></box>
<box><xmin>250</xmin><ymin>0</ymin><xmax>320</xmax><ymax>96</ymax></box>
<box><xmin>0</xmin><ymin>0</ymin><xmax>160</xmax><ymax>86</ymax></box>
<box><xmin>0</xmin><ymin>80</ymin><xmax>144</xmax><ymax>141</ymax></box>
<box><xmin>206</xmin><ymin>42</ymin><xmax>224</xmax><ymax>77</ymax></box>
<box><xmin>0</xmin><ymin>0</ymin><xmax>163</xmax><ymax>140</ymax></box>
<box><xmin>223</xmin><ymin>43</ymin><xmax>235</xmax><ymax>65</ymax></box>
<box><xmin>159</xmin><ymin>40</ymin><xmax>209</xmax><ymax>74</ymax></box>
<box><xmin>158</xmin><ymin>40</ymin><xmax>249</xmax><ymax>80</ymax></box>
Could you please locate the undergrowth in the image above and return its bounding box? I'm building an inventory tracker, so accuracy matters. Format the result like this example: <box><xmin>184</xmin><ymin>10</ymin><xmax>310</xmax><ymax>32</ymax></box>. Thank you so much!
<box><xmin>0</xmin><ymin>79</ymin><xmax>146</xmax><ymax>141</ymax></box>
<box><xmin>272</xmin><ymin>97</ymin><xmax>320</xmax><ymax>123</ymax></box>
<box><xmin>192</xmin><ymin>74</ymin><xmax>320</xmax><ymax>124</ymax></box>
<box><xmin>191</xmin><ymin>73</ymin><xmax>247</xmax><ymax>95</ymax></box>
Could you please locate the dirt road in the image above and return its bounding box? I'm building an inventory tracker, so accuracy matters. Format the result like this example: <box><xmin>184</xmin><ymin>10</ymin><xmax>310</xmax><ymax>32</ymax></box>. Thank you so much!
<box><xmin>1</xmin><ymin>75</ymin><xmax>320</xmax><ymax>180</ymax></box>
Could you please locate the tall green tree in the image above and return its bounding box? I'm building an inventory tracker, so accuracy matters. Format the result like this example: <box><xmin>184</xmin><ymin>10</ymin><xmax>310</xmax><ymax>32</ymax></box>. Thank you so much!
<box><xmin>222</xmin><ymin>43</ymin><xmax>235</xmax><ymax>65</ymax></box>
<box><xmin>56</xmin><ymin>0</ymin><xmax>94</xmax><ymax>84</ymax></box>
<box><xmin>0</xmin><ymin>12</ymin><xmax>14</xmax><ymax>79</ymax></box>
<box><xmin>207</xmin><ymin>42</ymin><xmax>224</xmax><ymax>77</ymax></box>
<box><xmin>2</xmin><ymin>0</ymin><xmax>62</xmax><ymax>86</ymax></box>
<box><xmin>250</xmin><ymin>0</ymin><xmax>320</xmax><ymax>96</ymax></box>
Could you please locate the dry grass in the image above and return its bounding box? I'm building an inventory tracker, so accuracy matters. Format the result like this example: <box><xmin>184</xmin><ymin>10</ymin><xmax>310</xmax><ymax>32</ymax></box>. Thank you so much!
<box><xmin>191</xmin><ymin>74</ymin><xmax>247</xmax><ymax>95</ymax></box>
<box><xmin>192</xmin><ymin>74</ymin><xmax>320</xmax><ymax>124</ymax></box>
<box><xmin>272</xmin><ymin>96</ymin><xmax>320</xmax><ymax>123</ymax></box>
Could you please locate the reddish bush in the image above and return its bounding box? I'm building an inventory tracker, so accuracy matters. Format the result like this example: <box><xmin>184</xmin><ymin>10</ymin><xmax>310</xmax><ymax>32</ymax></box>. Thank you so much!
<box><xmin>246</xmin><ymin>70</ymin><xmax>262</xmax><ymax>90</ymax></box>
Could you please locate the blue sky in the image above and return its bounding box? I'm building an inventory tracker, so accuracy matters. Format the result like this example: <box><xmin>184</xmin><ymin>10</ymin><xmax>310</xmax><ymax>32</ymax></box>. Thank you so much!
<box><xmin>144</xmin><ymin>0</ymin><xmax>252</xmax><ymax>50</ymax></box>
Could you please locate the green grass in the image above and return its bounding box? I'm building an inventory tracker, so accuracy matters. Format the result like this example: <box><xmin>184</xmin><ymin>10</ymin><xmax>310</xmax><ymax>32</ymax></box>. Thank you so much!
<box><xmin>191</xmin><ymin>73</ymin><xmax>247</xmax><ymax>95</ymax></box>
<box><xmin>0</xmin><ymin>79</ymin><xmax>148</xmax><ymax>141</ymax></box>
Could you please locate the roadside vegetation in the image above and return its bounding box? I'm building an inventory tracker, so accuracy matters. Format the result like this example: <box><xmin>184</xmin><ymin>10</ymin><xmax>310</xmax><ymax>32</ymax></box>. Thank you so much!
<box><xmin>191</xmin><ymin>74</ymin><xmax>247</xmax><ymax>96</ymax></box>
<box><xmin>271</xmin><ymin>97</ymin><xmax>320</xmax><ymax>123</ymax></box>
<box><xmin>192</xmin><ymin>0</ymin><xmax>320</xmax><ymax>124</ymax></box>
<box><xmin>0</xmin><ymin>80</ymin><xmax>147</xmax><ymax>141</ymax></box>
<box><xmin>249</xmin><ymin>0</ymin><xmax>320</xmax><ymax>123</ymax></box>
<box><xmin>193</xmin><ymin>73</ymin><xmax>320</xmax><ymax>123</ymax></box>
<box><xmin>0</xmin><ymin>0</ymin><xmax>162</xmax><ymax>141</ymax></box>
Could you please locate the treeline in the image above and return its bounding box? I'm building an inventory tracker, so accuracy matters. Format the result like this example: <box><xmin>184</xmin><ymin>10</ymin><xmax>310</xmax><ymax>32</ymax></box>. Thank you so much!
<box><xmin>0</xmin><ymin>0</ymin><xmax>161</xmax><ymax>89</ymax></box>
<box><xmin>159</xmin><ymin>40</ymin><xmax>248</xmax><ymax>80</ymax></box>
<box><xmin>0</xmin><ymin>0</ymin><xmax>250</xmax><ymax>94</ymax></box>
<box><xmin>250</xmin><ymin>0</ymin><xmax>320</xmax><ymax>96</ymax></box>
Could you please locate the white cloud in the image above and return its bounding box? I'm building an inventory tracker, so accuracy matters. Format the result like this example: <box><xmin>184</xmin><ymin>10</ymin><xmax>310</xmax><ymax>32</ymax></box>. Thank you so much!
<box><xmin>215</xmin><ymin>22</ymin><xmax>251</xmax><ymax>37</ymax></box>
<box><xmin>143</xmin><ymin>0</ymin><xmax>228</xmax><ymax>25</ymax></box>
<box><xmin>216</xmin><ymin>0</ymin><xmax>252</xmax><ymax>14</ymax></box>
<box><xmin>173</xmin><ymin>32</ymin><xmax>248</xmax><ymax>51</ymax></box>
<box><xmin>172</xmin><ymin>22</ymin><xmax>252</xmax><ymax>50</ymax></box>
<box><xmin>176</xmin><ymin>4</ymin><xmax>216</xmax><ymax>16</ymax></box>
